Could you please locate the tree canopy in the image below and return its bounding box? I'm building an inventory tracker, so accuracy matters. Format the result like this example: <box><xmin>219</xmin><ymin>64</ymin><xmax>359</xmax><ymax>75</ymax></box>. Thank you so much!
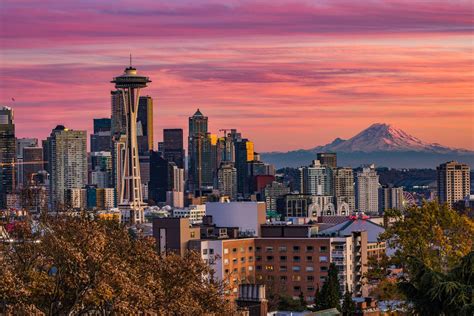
<box><xmin>0</xmin><ymin>215</ymin><xmax>235</xmax><ymax>315</ymax></box>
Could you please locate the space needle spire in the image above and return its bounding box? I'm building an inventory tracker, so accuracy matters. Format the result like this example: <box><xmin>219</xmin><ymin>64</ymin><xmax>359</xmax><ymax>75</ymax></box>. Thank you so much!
<box><xmin>111</xmin><ymin>58</ymin><xmax>151</xmax><ymax>224</ymax></box>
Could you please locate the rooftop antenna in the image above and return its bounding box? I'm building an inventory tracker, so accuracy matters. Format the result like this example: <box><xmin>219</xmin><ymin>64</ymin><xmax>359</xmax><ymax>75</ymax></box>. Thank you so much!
<box><xmin>129</xmin><ymin>53</ymin><xmax>132</xmax><ymax>67</ymax></box>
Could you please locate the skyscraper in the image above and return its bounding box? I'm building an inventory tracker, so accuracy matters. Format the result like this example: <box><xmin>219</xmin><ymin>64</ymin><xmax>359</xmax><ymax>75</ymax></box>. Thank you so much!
<box><xmin>188</xmin><ymin>109</ymin><xmax>215</xmax><ymax>195</ymax></box>
<box><xmin>437</xmin><ymin>161</ymin><xmax>470</xmax><ymax>207</ymax></box>
<box><xmin>22</xmin><ymin>147</ymin><xmax>43</xmax><ymax>186</ymax></box>
<box><xmin>149</xmin><ymin>151</ymin><xmax>173</xmax><ymax>203</ymax></box>
<box><xmin>300</xmin><ymin>160</ymin><xmax>333</xmax><ymax>196</ymax></box>
<box><xmin>234</xmin><ymin>139</ymin><xmax>254</xmax><ymax>196</ymax></box>
<box><xmin>137</xmin><ymin>96</ymin><xmax>153</xmax><ymax>154</ymax></box>
<box><xmin>217</xmin><ymin>162</ymin><xmax>237</xmax><ymax>200</ymax></box>
<box><xmin>334</xmin><ymin>167</ymin><xmax>355</xmax><ymax>211</ymax></box>
<box><xmin>91</xmin><ymin>118</ymin><xmax>111</xmax><ymax>152</ymax></box>
<box><xmin>317</xmin><ymin>153</ymin><xmax>337</xmax><ymax>169</ymax></box>
<box><xmin>111</xmin><ymin>90</ymin><xmax>126</xmax><ymax>138</ymax></box>
<box><xmin>0</xmin><ymin>106</ymin><xmax>15</xmax><ymax>207</ymax></box>
<box><xmin>163</xmin><ymin>128</ymin><xmax>185</xmax><ymax>168</ymax></box>
<box><xmin>355</xmin><ymin>164</ymin><xmax>379</xmax><ymax>214</ymax></box>
<box><xmin>111</xmin><ymin>63</ymin><xmax>151</xmax><ymax>224</ymax></box>
<box><xmin>16</xmin><ymin>138</ymin><xmax>38</xmax><ymax>188</ymax></box>
<box><xmin>90</xmin><ymin>151</ymin><xmax>112</xmax><ymax>188</ymax></box>
<box><xmin>379</xmin><ymin>185</ymin><xmax>404</xmax><ymax>214</ymax></box>
<box><xmin>46</xmin><ymin>125</ymin><xmax>87</xmax><ymax>208</ymax></box>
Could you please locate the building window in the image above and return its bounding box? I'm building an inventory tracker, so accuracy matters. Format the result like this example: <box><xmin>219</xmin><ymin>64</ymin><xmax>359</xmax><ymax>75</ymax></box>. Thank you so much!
<box><xmin>267</xmin><ymin>275</ymin><xmax>274</xmax><ymax>281</ymax></box>
<box><xmin>280</xmin><ymin>276</ymin><xmax>287</xmax><ymax>282</ymax></box>
<box><xmin>256</xmin><ymin>265</ymin><xmax>262</xmax><ymax>271</ymax></box>
<box><xmin>224</xmin><ymin>259</ymin><xmax>229</xmax><ymax>265</ymax></box>
<box><xmin>279</xmin><ymin>246</ymin><xmax>287</xmax><ymax>252</ymax></box>
<box><xmin>265</xmin><ymin>265</ymin><xmax>274</xmax><ymax>271</ymax></box>
<box><xmin>307</xmin><ymin>276</ymin><xmax>314</xmax><ymax>282</ymax></box>
<box><xmin>292</xmin><ymin>266</ymin><xmax>301</xmax><ymax>272</ymax></box>
<box><xmin>293</xmin><ymin>246</ymin><xmax>300</xmax><ymax>252</ymax></box>
<box><xmin>241</xmin><ymin>267</ymin><xmax>246</xmax><ymax>273</ymax></box>
<box><xmin>256</xmin><ymin>247</ymin><xmax>261</xmax><ymax>252</ymax></box>
<box><xmin>190</xmin><ymin>231</ymin><xmax>195</xmax><ymax>238</ymax></box>
<box><xmin>293</xmin><ymin>256</ymin><xmax>301</xmax><ymax>262</ymax></box>
<box><xmin>320</xmin><ymin>246</ymin><xmax>328</xmax><ymax>253</ymax></box>
<box><xmin>280</xmin><ymin>255</ymin><xmax>287</xmax><ymax>261</ymax></box>
<box><xmin>248</xmin><ymin>256</ymin><xmax>254</xmax><ymax>262</ymax></box>
<box><xmin>249</xmin><ymin>266</ymin><xmax>254</xmax><ymax>271</ymax></box>
<box><xmin>306</xmin><ymin>245</ymin><xmax>314</xmax><ymax>252</ymax></box>
<box><xmin>320</xmin><ymin>276</ymin><xmax>327</xmax><ymax>282</ymax></box>
<box><xmin>203</xmin><ymin>249</ymin><xmax>208</xmax><ymax>255</ymax></box>
<box><xmin>240</xmin><ymin>247</ymin><xmax>245</xmax><ymax>253</ymax></box>
<box><xmin>280</xmin><ymin>265</ymin><xmax>287</xmax><ymax>272</ymax></box>
<box><xmin>266</xmin><ymin>255</ymin><xmax>274</xmax><ymax>261</ymax></box>
<box><xmin>294</xmin><ymin>286</ymin><xmax>301</xmax><ymax>292</ymax></box>
<box><xmin>306</xmin><ymin>266</ymin><xmax>314</xmax><ymax>272</ymax></box>
<box><xmin>224</xmin><ymin>248</ymin><xmax>229</xmax><ymax>254</ymax></box>
<box><xmin>320</xmin><ymin>266</ymin><xmax>328</xmax><ymax>272</ymax></box>
<box><xmin>307</xmin><ymin>286</ymin><xmax>315</xmax><ymax>292</ymax></box>
<box><xmin>266</xmin><ymin>247</ymin><xmax>274</xmax><ymax>253</ymax></box>
<box><xmin>292</xmin><ymin>275</ymin><xmax>301</xmax><ymax>281</ymax></box>
<box><xmin>306</xmin><ymin>256</ymin><xmax>313</xmax><ymax>262</ymax></box>
<box><xmin>209</xmin><ymin>249</ymin><xmax>214</xmax><ymax>255</ymax></box>
<box><xmin>241</xmin><ymin>257</ymin><xmax>246</xmax><ymax>263</ymax></box>
<box><xmin>232</xmin><ymin>248</ymin><xmax>237</xmax><ymax>253</ymax></box>
<box><xmin>319</xmin><ymin>256</ymin><xmax>328</xmax><ymax>263</ymax></box>
<box><xmin>248</xmin><ymin>246</ymin><xmax>253</xmax><ymax>252</ymax></box>
<box><xmin>233</xmin><ymin>258</ymin><xmax>238</xmax><ymax>264</ymax></box>
<box><xmin>256</xmin><ymin>256</ymin><xmax>262</xmax><ymax>262</ymax></box>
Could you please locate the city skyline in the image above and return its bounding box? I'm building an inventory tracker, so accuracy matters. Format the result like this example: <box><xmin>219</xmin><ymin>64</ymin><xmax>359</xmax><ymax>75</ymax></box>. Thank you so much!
<box><xmin>1</xmin><ymin>0</ymin><xmax>473</xmax><ymax>152</ymax></box>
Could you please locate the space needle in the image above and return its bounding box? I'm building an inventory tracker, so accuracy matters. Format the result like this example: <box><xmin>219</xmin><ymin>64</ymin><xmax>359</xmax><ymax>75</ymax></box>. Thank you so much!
<box><xmin>112</xmin><ymin>56</ymin><xmax>151</xmax><ymax>224</ymax></box>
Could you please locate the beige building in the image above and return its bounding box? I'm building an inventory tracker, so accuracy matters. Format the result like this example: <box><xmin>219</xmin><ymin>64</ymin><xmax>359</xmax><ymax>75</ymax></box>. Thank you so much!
<box><xmin>437</xmin><ymin>161</ymin><xmax>470</xmax><ymax>207</ymax></box>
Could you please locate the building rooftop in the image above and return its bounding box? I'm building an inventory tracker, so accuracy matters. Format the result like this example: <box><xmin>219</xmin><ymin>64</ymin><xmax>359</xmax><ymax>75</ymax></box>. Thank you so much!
<box><xmin>318</xmin><ymin>215</ymin><xmax>385</xmax><ymax>243</ymax></box>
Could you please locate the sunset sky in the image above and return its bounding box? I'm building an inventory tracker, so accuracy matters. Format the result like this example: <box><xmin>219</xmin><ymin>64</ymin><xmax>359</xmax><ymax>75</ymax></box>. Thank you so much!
<box><xmin>0</xmin><ymin>0</ymin><xmax>473</xmax><ymax>152</ymax></box>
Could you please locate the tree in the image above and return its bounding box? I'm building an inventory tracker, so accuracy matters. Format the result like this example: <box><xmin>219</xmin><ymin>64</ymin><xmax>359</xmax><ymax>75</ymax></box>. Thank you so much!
<box><xmin>341</xmin><ymin>284</ymin><xmax>356</xmax><ymax>316</ymax></box>
<box><xmin>398</xmin><ymin>251</ymin><xmax>474</xmax><ymax>315</ymax></box>
<box><xmin>380</xmin><ymin>201</ymin><xmax>474</xmax><ymax>274</ymax></box>
<box><xmin>277</xmin><ymin>294</ymin><xmax>305</xmax><ymax>312</ymax></box>
<box><xmin>315</xmin><ymin>263</ymin><xmax>341</xmax><ymax>311</ymax></box>
<box><xmin>0</xmin><ymin>214</ymin><xmax>235</xmax><ymax>315</ymax></box>
<box><xmin>298</xmin><ymin>291</ymin><xmax>306</xmax><ymax>307</ymax></box>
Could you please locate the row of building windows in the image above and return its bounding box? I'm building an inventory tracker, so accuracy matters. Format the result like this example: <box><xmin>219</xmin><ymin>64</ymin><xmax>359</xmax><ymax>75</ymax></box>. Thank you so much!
<box><xmin>256</xmin><ymin>255</ymin><xmax>328</xmax><ymax>263</ymax></box>
<box><xmin>257</xmin><ymin>265</ymin><xmax>329</xmax><ymax>272</ymax></box>
<box><xmin>259</xmin><ymin>275</ymin><xmax>327</xmax><ymax>283</ymax></box>
<box><xmin>256</xmin><ymin>245</ymin><xmax>328</xmax><ymax>253</ymax></box>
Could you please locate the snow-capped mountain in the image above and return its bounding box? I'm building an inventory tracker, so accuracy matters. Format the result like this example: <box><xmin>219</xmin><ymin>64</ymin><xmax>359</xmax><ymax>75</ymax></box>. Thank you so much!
<box><xmin>261</xmin><ymin>123</ymin><xmax>474</xmax><ymax>168</ymax></box>
<box><xmin>313</xmin><ymin>123</ymin><xmax>462</xmax><ymax>153</ymax></box>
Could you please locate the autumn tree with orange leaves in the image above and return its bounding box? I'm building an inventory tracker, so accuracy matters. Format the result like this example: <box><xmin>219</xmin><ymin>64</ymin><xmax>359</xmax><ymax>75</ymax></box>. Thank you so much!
<box><xmin>0</xmin><ymin>215</ymin><xmax>235</xmax><ymax>315</ymax></box>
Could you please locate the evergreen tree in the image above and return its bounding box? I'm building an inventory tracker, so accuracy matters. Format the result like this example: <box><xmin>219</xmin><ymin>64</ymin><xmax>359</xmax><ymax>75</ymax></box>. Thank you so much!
<box><xmin>299</xmin><ymin>291</ymin><xmax>306</xmax><ymax>308</ymax></box>
<box><xmin>341</xmin><ymin>284</ymin><xmax>356</xmax><ymax>316</ymax></box>
<box><xmin>316</xmin><ymin>263</ymin><xmax>341</xmax><ymax>311</ymax></box>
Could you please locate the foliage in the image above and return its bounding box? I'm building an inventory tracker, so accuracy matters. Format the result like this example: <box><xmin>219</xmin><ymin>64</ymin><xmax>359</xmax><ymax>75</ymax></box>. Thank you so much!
<box><xmin>277</xmin><ymin>294</ymin><xmax>306</xmax><ymax>312</ymax></box>
<box><xmin>380</xmin><ymin>201</ymin><xmax>474</xmax><ymax>273</ymax></box>
<box><xmin>341</xmin><ymin>284</ymin><xmax>356</xmax><ymax>316</ymax></box>
<box><xmin>0</xmin><ymin>214</ymin><xmax>235</xmax><ymax>315</ymax></box>
<box><xmin>315</xmin><ymin>263</ymin><xmax>341</xmax><ymax>311</ymax></box>
<box><xmin>398</xmin><ymin>251</ymin><xmax>474</xmax><ymax>315</ymax></box>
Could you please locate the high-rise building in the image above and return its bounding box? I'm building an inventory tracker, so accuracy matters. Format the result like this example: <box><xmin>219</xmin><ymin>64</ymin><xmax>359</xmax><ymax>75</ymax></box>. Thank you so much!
<box><xmin>334</xmin><ymin>167</ymin><xmax>355</xmax><ymax>212</ymax></box>
<box><xmin>15</xmin><ymin>138</ymin><xmax>38</xmax><ymax>188</ymax></box>
<box><xmin>437</xmin><ymin>161</ymin><xmax>470</xmax><ymax>207</ymax></box>
<box><xmin>90</xmin><ymin>151</ymin><xmax>112</xmax><ymax>188</ymax></box>
<box><xmin>111</xmin><ymin>63</ymin><xmax>151</xmax><ymax>224</ymax></box>
<box><xmin>234</xmin><ymin>139</ymin><xmax>254</xmax><ymax>196</ymax></box>
<box><xmin>111</xmin><ymin>135</ymin><xmax>126</xmax><ymax>207</ymax></box>
<box><xmin>111</xmin><ymin>90</ymin><xmax>126</xmax><ymax>138</ymax></box>
<box><xmin>91</xmin><ymin>118</ymin><xmax>112</xmax><ymax>152</ymax></box>
<box><xmin>166</xmin><ymin>164</ymin><xmax>185</xmax><ymax>208</ymax></box>
<box><xmin>22</xmin><ymin>147</ymin><xmax>43</xmax><ymax>186</ymax></box>
<box><xmin>93</xmin><ymin>118</ymin><xmax>111</xmax><ymax>133</ymax></box>
<box><xmin>149</xmin><ymin>151</ymin><xmax>174</xmax><ymax>203</ymax></box>
<box><xmin>46</xmin><ymin>125</ymin><xmax>87</xmax><ymax>209</ymax></box>
<box><xmin>217</xmin><ymin>162</ymin><xmax>237</xmax><ymax>200</ymax></box>
<box><xmin>188</xmin><ymin>109</ymin><xmax>215</xmax><ymax>195</ymax></box>
<box><xmin>355</xmin><ymin>164</ymin><xmax>379</xmax><ymax>214</ymax></box>
<box><xmin>263</xmin><ymin>181</ymin><xmax>290</xmax><ymax>212</ymax></box>
<box><xmin>0</xmin><ymin>106</ymin><xmax>16</xmax><ymax>207</ymax></box>
<box><xmin>317</xmin><ymin>153</ymin><xmax>337</xmax><ymax>169</ymax></box>
<box><xmin>163</xmin><ymin>128</ymin><xmax>185</xmax><ymax>168</ymax></box>
<box><xmin>379</xmin><ymin>185</ymin><xmax>404</xmax><ymax>214</ymax></box>
<box><xmin>300</xmin><ymin>160</ymin><xmax>333</xmax><ymax>196</ymax></box>
<box><xmin>137</xmin><ymin>96</ymin><xmax>153</xmax><ymax>154</ymax></box>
